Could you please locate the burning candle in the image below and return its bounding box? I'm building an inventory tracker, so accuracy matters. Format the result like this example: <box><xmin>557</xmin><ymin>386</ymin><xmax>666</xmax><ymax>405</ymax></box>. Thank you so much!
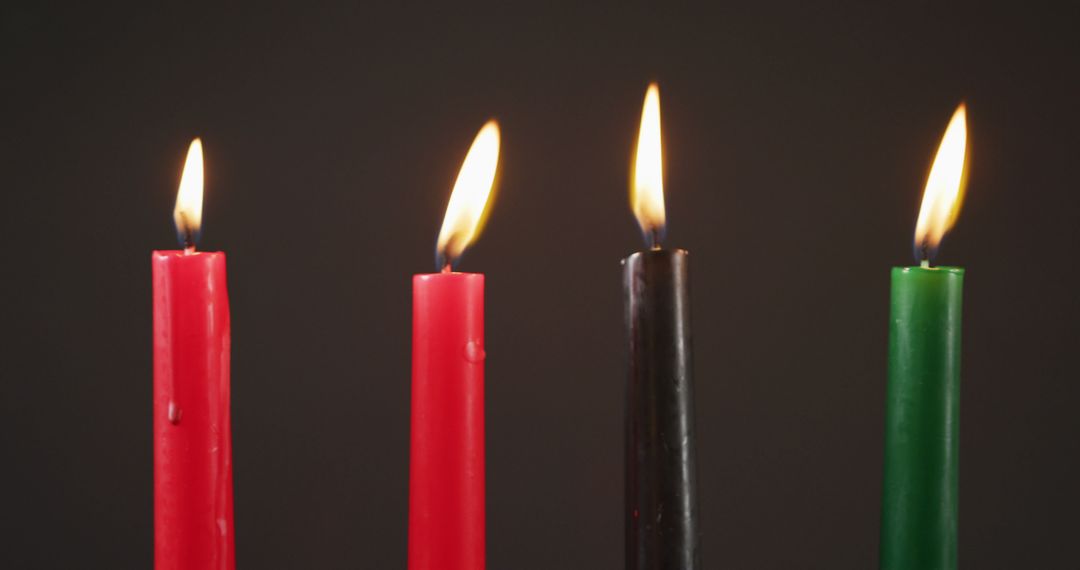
<box><xmin>152</xmin><ymin>139</ymin><xmax>235</xmax><ymax>569</ymax></box>
<box><xmin>623</xmin><ymin>84</ymin><xmax>701</xmax><ymax>569</ymax></box>
<box><xmin>409</xmin><ymin>120</ymin><xmax>500</xmax><ymax>570</ymax></box>
<box><xmin>880</xmin><ymin>105</ymin><xmax>969</xmax><ymax>570</ymax></box>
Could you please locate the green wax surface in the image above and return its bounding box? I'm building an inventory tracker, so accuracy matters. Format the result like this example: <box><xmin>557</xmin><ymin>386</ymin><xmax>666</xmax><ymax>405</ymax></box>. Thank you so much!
<box><xmin>881</xmin><ymin>266</ymin><xmax>963</xmax><ymax>570</ymax></box>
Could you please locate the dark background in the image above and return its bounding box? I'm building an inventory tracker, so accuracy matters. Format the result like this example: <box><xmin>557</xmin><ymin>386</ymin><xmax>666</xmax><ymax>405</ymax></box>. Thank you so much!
<box><xmin>3</xmin><ymin>2</ymin><xmax>1078</xmax><ymax>568</ymax></box>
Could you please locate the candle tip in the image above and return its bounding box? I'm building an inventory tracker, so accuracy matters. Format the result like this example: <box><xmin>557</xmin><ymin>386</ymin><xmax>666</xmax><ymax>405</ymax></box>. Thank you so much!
<box><xmin>435</xmin><ymin>120</ymin><xmax>501</xmax><ymax>271</ymax></box>
<box><xmin>632</xmin><ymin>83</ymin><xmax>667</xmax><ymax>248</ymax></box>
<box><xmin>173</xmin><ymin>138</ymin><xmax>205</xmax><ymax>248</ymax></box>
<box><xmin>913</xmin><ymin>104</ymin><xmax>969</xmax><ymax>263</ymax></box>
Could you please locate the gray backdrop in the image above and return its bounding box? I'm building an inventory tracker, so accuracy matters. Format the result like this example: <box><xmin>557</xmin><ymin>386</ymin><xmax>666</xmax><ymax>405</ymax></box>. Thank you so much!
<box><xmin>3</xmin><ymin>2</ymin><xmax>1078</xmax><ymax>568</ymax></box>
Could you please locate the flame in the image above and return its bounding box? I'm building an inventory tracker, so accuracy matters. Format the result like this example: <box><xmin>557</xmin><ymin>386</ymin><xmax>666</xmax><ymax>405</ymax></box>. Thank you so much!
<box><xmin>173</xmin><ymin>138</ymin><xmax>204</xmax><ymax>247</ymax></box>
<box><xmin>632</xmin><ymin>83</ymin><xmax>665</xmax><ymax>247</ymax></box>
<box><xmin>436</xmin><ymin>120</ymin><xmax>500</xmax><ymax>269</ymax></box>
<box><xmin>914</xmin><ymin>104</ymin><xmax>969</xmax><ymax>261</ymax></box>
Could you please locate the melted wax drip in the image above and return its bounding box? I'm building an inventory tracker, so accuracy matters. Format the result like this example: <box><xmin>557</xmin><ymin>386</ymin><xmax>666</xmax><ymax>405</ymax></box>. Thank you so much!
<box><xmin>168</xmin><ymin>401</ymin><xmax>183</xmax><ymax>425</ymax></box>
<box><xmin>463</xmin><ymin>340</ymin><xmax>485</xmax><ymax>363</ymax></box>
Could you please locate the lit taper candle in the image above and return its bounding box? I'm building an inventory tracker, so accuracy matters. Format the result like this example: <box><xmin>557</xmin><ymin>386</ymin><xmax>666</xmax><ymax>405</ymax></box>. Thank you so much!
<box><xmin>152</xmin><ymin>139</ymin><xmax>235</xmax><ymax>569</ymax></box>
<box><xmin>623</xmin><ymin>83</ymin><xmax>700</xmax><ymax>570</ymax></box>
<box><xmin>880</xmin><ymin>104</ymin><xmax>969</xmax><ymax>570</ymax></box>
<box><xmin>410</xmin><ymin>120</ymin><xmax>500</xmax><ymax>570</ymax></box>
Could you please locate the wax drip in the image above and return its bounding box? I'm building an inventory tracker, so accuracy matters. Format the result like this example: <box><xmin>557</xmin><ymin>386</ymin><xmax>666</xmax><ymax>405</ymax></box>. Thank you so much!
<box><xmin>463</xmin><ymin>340</ymin><xmax>485</xmax><ymax>363</ymax></box>
<box><xmin>168</xmin><ymin>401</ymin><xmax>183</xmax><ymax>425</ymax></box>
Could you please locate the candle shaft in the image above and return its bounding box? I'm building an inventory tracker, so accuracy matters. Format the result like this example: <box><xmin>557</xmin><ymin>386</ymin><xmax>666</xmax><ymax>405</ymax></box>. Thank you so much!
<box><xmin>623</xmin><ymin>249</ymin><xmax>700</xmax><ymax>570</ymax></box>
<box><xmin>152</xmin><ymin>251</ymin><xmax>235</xmax><ymax>570</ymax></box>
<box><xmin>409</xmin><ymin>273</ymin><xmax>485</xmax><ymax>570</ymax></box>
<box><xmin>881</xmin><ymin>266</ymin><xmax>963</xmax><ymax>570</ymax></box>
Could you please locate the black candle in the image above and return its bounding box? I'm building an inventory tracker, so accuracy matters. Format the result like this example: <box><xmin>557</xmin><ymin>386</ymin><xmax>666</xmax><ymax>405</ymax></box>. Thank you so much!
<box><xmin>623</xmin><ymin>83</ymin><xmax>700</xmax><ymax>570</ymax></box>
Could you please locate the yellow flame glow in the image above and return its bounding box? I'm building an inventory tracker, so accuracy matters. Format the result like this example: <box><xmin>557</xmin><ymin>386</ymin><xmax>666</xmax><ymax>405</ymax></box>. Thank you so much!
<box><xmin>914</xmin><ymin>104</ymin><xmax>968</xmax><ymax>257</ymax></box>
<box><xmin>173</xmin><ymin>138</ymin><xmax>204</xmax><ymax>242</ymax></box>
<box><xmin>436</xmin><ymin>120</ymin><xmax>500</xmax><ymax>267</ymax></box>
<box><xmin>632</xmin><ymin>83</ymin><xmax>665</xmax><ymax>244</ymax></box>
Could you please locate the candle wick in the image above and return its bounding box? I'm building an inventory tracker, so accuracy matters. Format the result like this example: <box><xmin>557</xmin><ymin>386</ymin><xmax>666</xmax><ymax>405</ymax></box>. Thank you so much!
<box><xmin>181</xmin><ymin>226</ymin><xmax>196</xmax><ymax>255</ymax></box>
<box><xmin>177</xmin><ymin>214</ymin><xmax>198</xmax><ymax>253</ymax></box>
<box><xmin>917</xmin><ymin>242</ymin><xmax>932</xmax><ymax>268</ymax></box>
<box><xmin>441</xmin><ymin>263</ymin><xmax>452</xmax><ymax>274</ymax></box>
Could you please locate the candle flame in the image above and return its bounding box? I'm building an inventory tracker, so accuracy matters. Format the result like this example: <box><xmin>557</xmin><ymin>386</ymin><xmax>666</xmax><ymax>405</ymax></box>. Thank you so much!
<box><xmin>436</xmin><ymin>120</ymin><xmax>501</xmax><ymax>270</ymax></box>
<box><xmin>914</xmin><ymin>104</ymin><xmax>969</xmax><ymax>262</ymax></box>
<box><xmin>173</xmin><ymin>138</ymin><xmax>204</xmax><ymax>248</ymax></box>
<box><xmin>632</xmin><ymin>83</ymin><xmax>665</xmax><ymax>248</ymax></box>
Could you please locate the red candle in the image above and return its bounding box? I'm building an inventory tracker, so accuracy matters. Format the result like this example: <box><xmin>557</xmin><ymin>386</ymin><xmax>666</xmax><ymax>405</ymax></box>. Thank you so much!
<box><xmin>152</xmin><ymin>139</ymin><xmax>235</xmax><ymax>570</ymax></box>
<box><xmin>409</xmin><ymin>120</ymin><xmax>500</xmax><ymax>570</ymax></box>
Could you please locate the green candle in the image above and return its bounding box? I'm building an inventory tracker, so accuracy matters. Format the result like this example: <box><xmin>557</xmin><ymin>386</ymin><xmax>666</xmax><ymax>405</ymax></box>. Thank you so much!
<box><xmin>880</xmin><ymin>104</ymin><xmax>969</xmax><ymax>570</ymax></box>
<box><xmin>882</xmin><ymin>265</ymin><xmax>963</xmax><ymax>569</ymax></box>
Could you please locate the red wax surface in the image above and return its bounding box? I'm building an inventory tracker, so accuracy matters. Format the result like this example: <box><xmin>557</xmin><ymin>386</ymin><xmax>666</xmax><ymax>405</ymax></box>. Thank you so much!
<box><xmin>152</xmin><ymin>251</ymin><xmax>235</xmax><ymax>570</ymax></box>
<box><xmin>409</xmin><ymin>273</ymin><xmax>485</xmax><ymax>570</ymax></box>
